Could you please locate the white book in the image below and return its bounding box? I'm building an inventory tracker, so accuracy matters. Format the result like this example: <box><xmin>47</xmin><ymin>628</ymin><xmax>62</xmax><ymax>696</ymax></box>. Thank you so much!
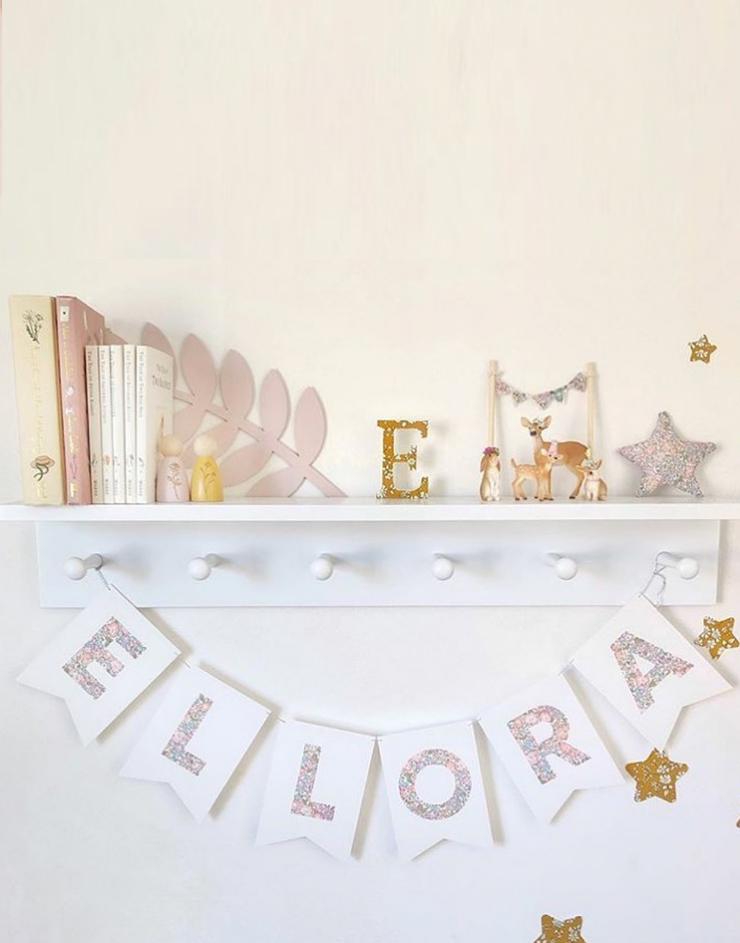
<box><xmin>109</xmin><ymin>344</ymin><xmax>125</xmax><ymax>504</ymax></box>
<box><xmin>98</xmin><ymin>346</ymin><xmax>113</xmax><ymax>503</ymax></box>
<box><xmin>135</xmin><ymin>345</ymin><xmax>174</xmax><ymax>503</ymax></box>
<box><xmin>85</xmin><ymin>346</ymin><xmax>103</xmax><ymax>504</ymax></box>
<box><xmin>123</xmin><ymin>345</ymin><xmax>137</xmax><ymax>503</ymax></box>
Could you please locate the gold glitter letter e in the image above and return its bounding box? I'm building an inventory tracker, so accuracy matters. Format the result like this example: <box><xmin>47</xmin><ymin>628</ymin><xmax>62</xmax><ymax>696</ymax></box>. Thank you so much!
<box><xmin>377</xmin><ymin>419</ymin><xmax>429</xmax><ymax>499</ymax></box>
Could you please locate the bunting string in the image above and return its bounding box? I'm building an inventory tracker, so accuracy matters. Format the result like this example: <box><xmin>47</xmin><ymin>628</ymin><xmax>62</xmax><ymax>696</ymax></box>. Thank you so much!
<box><xmin>495</xmin><ymin>371</ymin><xmax>587</xmax><ymax>410</ymax></box>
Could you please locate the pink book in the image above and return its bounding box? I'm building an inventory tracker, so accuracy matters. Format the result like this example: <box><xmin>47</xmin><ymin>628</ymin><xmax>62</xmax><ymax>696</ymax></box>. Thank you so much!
<box><xmin>56</xmin><ymin>297</ymin><xmax>105</xmax><ymax>504</ymax></box>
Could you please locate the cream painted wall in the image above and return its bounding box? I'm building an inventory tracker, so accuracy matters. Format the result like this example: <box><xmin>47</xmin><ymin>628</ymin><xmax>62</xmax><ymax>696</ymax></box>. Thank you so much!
<box><xmin>1</xmin><ymin>2</ymin><xmax>739</xmax><ymax>941</ymax></box>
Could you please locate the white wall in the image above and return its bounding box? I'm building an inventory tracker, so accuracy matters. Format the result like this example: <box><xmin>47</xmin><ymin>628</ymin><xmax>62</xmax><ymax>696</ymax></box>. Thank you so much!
<box><xmin>1</xmin><ymin>2</ymin><xmax>739</xmax><ymax>941</ymax></box>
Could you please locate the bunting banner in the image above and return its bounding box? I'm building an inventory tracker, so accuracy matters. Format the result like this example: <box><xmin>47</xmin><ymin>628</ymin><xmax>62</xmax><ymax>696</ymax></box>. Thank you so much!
<box><xmin>478</xmin><ymin>674</ymin><xmax>623</xmax><ymax>823</ymax></box>
<box><xmin>495</xmin><ymin>371</ymin><xmax>587</xmax><ymax>410</ymax></box>
<box><xmin>15</xmin><ymin>589</ymin><xmax>735</xmax><ymax>856</ymax></box>
<box><xmin>255</xmin><ymin>720</ymin><xmax>375</xmax><ymax>860</ymax></box>
<box><xmin>572</xmin><ymin>595</ymin><xmax>731</xmax><ymax>747</ymax></box>
<box><xmin>378</xmin><ymin>722</ymin><xmax>492</xmax><ymax>860</ymax></box>
<box><xmin>120</xmin><ymin>665</ymin><xmax>269</xmax><ymax>821</ymax></box>
<box><xmin>17</xmin><ymin>586</ymin><xmax>179</xmax><ymax>745</ymax></box>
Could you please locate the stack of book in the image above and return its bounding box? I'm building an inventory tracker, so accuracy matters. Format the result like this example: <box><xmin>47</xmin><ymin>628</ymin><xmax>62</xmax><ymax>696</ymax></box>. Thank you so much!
<box><xmin>9</xmin><ymin>295</ymin><xmax>174</xmax><ymax>506</ymax></box>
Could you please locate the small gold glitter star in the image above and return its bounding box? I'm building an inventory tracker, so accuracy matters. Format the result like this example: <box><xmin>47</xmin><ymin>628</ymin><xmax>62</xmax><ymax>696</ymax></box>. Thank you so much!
<box><xmin>689</xmin><ymin>334</ymin><xmax>717</xmax><ymax>363</ymax></box>
<box><xmin>695</xmin><ymin>616</ymin><xmax>739</xmax><ymax>660</ymax></box>
<box><xmin>626</xmin><ymin>749</ymin><xmax>688</xmax><ymax>803</ymax></box>
<box><xmin>534</xmin><ymin>915</ymin><xmax>586</xmax><ymax>943</ymax></box>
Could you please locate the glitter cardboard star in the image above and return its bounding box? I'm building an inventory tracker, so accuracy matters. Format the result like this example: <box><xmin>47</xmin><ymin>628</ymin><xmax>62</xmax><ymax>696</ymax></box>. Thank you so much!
<box><xmin>689</xmin><ymin>334</ymin><xmax>717</xmax><ymax>363</ymax></box>
<box><xmin>618</xmin><ymin>411</ymin><xmax>717</xmax><ymax>497</ymax></box>
<box><xmin>695</xmin><ymin>616</ymin><xmax>739</xmax><ymax>660</ymax></box>
<box><xmin>534</xmin><ymin>915</ymin><xmax>586</xmax><ymax>943</ymax></box>
<box><xmin>625</xmin><ymin>748</ymin><xmax>688</xmax><ymax>803</ymax></box>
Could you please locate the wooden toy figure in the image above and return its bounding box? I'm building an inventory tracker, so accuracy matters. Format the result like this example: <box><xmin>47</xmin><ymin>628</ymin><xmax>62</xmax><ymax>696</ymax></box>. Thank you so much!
<box><xmin>156</xmin><ymin>434</ymin><xmax>189</xmax><ymax>503</ymax></box>
<box><xmin>190</xmin><ymin>434</ymin><xmax>224</xmax><ymax>502</ymax></box>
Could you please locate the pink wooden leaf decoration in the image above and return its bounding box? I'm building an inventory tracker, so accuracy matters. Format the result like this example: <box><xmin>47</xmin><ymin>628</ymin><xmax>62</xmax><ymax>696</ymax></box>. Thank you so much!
<box><xmin>139</xmin><ymin>323</ymin><xmax>345</xmax><ymax>497</ymax></box>
<box><xmin>247</xmin><ymin>465</ymin><xmax>306</xmax><ymax>498</ymax></box>
<box><xmin>181</xmin><ymin>421</ymin><xmax>240</xmax><ymax>468</ymax></box>
<box><xmin>219</xmin><ymin>441</ymin><xmax>273</xmax><ymax>488</ymax></box>
<box><xmin>259</xmin><ymin>369</ymin><xmax>290</xmax><ymax>439</ymax></box>
<box><xmin>174</xmin><ymin>404</ymin><xmax>207</xmax><ymax>445</ymax></box>
<box><xmin>181</xmin><ymin>333</ymin><xmax>217</xmax><ymax>403</ymax></box>
<box><xmin>220</xmin><ymin>349</ymin><xmax>254</xmax><ymax>419</ymax></box>
<box><xmin>141</xmin><ymin>323</ymin><xmax>177</xmax><ymax>382</ymax></box>
<box><xmin>293</xmin><ymin>387</ymin><xmax>327</xmax><ymax>465</ymax></box>
<box><xmin>176</xmin><ymin>334</ymin><xmax>217</xmax><ymax>444</ymax></box>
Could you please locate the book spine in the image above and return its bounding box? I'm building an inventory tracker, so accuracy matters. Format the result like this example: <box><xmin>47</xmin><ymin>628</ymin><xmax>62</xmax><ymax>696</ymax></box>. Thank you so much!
<box><xmin>9</xmin><ymin>297</ymin><xmax>66</xmax><ymax>505</ymax></box>
<box><xmin>56</xmin><ymin>302</ymin><xmax>90</xmax><ymax>504</ymax></box>
<box><xmin>98</xmin><ymin>346</ymin><xmax>113</xmax><ymax>503</ymax></box>
<box><xmin>123</xmin><ymin>345</ymin><xmax>137</xmax><ymax>503</ymax></box>
<box><xmin>57</xmin><ymin>298</ymin><xmax>105</xmax><ymax>504</ymax></box>
<box><xmin>85</xmin><ymin>347</ymin><xmax>103</xmax><ymax>503</ymax></box>
<box><xmin>135</xmin><ymin>346</ymin><xmax>148</xmax><ymax>503</ymax></box>
<box><xmin>109</xmin><ymin>345</ymin><xmax>125</xmax><ymax>504</ymax></box>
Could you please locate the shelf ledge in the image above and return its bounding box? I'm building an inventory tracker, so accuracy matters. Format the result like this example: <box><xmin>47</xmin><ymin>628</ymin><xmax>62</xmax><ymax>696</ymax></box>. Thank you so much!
<box><xmin>1</xmin><ymin>496</ymin><xmax>739</xmax><ymax>523</ymax></box>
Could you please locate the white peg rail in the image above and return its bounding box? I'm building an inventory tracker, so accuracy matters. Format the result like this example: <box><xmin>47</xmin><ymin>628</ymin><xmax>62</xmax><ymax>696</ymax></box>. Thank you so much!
<box><xmin>0</xmin><ymin>497</ymin><xmax>736</xmax><ymax>608</ymax></box>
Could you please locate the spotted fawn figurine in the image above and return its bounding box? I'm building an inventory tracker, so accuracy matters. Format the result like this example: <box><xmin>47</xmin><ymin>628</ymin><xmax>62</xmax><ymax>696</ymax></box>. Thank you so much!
<box><xmin>189</xmin><ymin>434</ymin><xmax>224</xmax><ymax>502</ymax></box>
<box><xmin>579</xmin><ymin>456</ymin><xmax>608</xmax><ymax>501</ymax></box>
<box><xmin>479</xmin><ymin>446</ymin><xmax>501</xmax><ymax>502</ymax></box>
<box><xmin>156</xmin><ymin>434</ymin><xmax>189</xmax><ymax>503</ymax></box>
<box><xmin>511</xmin><ymin>447</ymin><xmax>561</xmax><ymax>501</ymax></box>
<box><xmin>521</xmin><ymin>416</ymin><xmax>589</xmax><ymax>499</ymax></box>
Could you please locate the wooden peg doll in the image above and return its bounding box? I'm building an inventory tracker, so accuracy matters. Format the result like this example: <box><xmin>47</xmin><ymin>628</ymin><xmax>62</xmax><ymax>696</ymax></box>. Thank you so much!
<box><xmin>156</xmin><ymin>434</ymin><xmax>189</xmax><ymax>503</ymax></box>
<box><xmin>190</xmin><ymin>434</ymin><xmax>224</xmax><ymax>502</ymax></box>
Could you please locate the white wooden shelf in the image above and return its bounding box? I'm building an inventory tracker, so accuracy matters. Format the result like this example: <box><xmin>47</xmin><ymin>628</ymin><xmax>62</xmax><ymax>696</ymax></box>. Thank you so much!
<box><xmin>1</xmin><ymin>496</ymin><xmax>739</xmax><ymax>523</ymax></box>
<box><xmin>2</xmin><ymin>497</ymin><xmax>735</xmax><ymax>609</ymax></box>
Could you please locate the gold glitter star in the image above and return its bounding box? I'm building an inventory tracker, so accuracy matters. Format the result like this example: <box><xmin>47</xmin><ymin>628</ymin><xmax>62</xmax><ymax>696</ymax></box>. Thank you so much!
<box><xmin>689</xmin><ymin>334</ymin><xmax>717</xmax><ymax>363</ymax></box>
<box><xmin>696</xmin><ymin>616</ymin><xmax>739</xmax><ymax>660</ymax></box>
<box><xmin>626</xmin><ymin>749</ymin><xmax>688</xmax><ymax>803</ymax></box>
<box><xmin>534</xmin><ymin>915</ymin><xmax>586</xmax><ymax>943</ymax></box>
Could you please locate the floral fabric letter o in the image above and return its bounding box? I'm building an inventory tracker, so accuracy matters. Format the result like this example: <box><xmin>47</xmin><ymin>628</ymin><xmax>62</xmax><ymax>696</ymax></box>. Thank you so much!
<box><xmin>398</xmin><ymin>748</ymin><xmax>472</xmax><ymax>820</ymax></box>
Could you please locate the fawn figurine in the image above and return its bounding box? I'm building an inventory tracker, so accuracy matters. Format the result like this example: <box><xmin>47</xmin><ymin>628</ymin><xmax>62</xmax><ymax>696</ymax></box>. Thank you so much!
<box><xmin>479</xmin><ymin>446</ymin><xmax>501</xmax><ymax>502</ymax></box>
<box><xmin>521</xmin><ymin>416</ymin><xmax>589</xmax><ymax>499</ymax></box>
<box><xmin>511</xmin><ymin>448</ymin><xmax>560</xmax><ymax>501</ymax></box>
<box><xmin>579</xmin><ymin>457</ymin><xmax>608</xmax><ymax>501</ymax></box>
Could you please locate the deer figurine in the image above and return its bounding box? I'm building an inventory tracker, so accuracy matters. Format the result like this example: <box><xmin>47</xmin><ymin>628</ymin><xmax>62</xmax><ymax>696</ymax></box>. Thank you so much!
<box><xmin>521</xmin><ymin>416</ymin><xmax>589</xmax><ymax>499</ymax></box>
<box><xmin>511</xmin><ymin>448</ymin><xmax>561</xmax><ymax>501</ymax></box>
<box><xmin>479</xmin><ymin>447</ymin><xmax>501</xmax><ymax>502</ymax></box>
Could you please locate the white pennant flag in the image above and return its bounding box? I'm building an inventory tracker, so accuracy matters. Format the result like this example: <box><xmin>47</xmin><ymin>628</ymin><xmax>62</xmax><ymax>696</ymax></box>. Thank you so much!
<box><xmin>379</xmin><ymin>721</ymin><xmax>491</xmax><ymax>860</ymax></box>
<box><xmin>572</xmin><ymin>595</ymin><xmax>731</xmax><ymax>747</ymax></box>
<box><xmin>18</xmin><ymin>586</ymin><xmax>179</xmax><ymax>745</ymax></box>
<box><xmin>479</xmin><ymin>674</ymin><xmax>623</xmax><ymax>823</ymax></box>
<box><xmin>256</xmin><ymin>720</ymin><xmax>374</xmax><ymax>860</ymax></box>
<box><xmin>120</xmin><ymin>665</ymin><xmax>269</xmax><ymax>821</ymax></box>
